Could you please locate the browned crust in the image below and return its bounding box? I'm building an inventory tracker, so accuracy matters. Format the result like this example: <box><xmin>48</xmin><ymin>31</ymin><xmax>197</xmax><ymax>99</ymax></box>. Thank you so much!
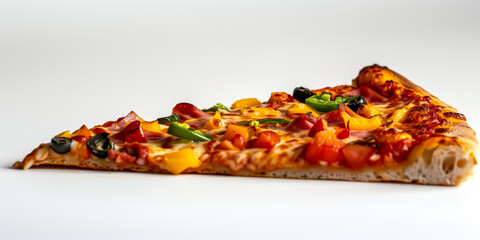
<box><xmin>354</xmin><ymin>64</ymin><xmax>477</xmax><ymax>142</ymax></box>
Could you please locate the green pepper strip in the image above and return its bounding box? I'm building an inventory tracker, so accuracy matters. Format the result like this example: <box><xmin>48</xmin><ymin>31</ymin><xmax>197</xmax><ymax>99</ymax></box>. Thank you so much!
<box><xmin>157</xmin><ymin>114</ymin><xmax>181</xmax><ymax>124</ymax></box>
<box><xmin>237</xmin><ymin>118</ymin><xmax>291</xmax><ymax>126</ymax></box>
<box><xmin>305</xmin><ymin>93</ymin><xmax>364</xmax><ymax>113</ymax></box>
<box><xmin>167</xmin><ymin>121</ymin><xmax>213</xmax><ymax>142</ymax></box>
<box><xmin>202</xmin><ymin>103</ymin><xmax>230</xmax><ymax>112</ymax></box>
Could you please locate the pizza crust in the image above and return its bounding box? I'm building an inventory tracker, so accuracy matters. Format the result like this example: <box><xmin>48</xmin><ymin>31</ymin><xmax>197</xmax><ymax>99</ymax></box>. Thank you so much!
<box><xmin>351</xmin><ymin>64</ymin><xmax>479</xmax><ymax>185</ymax></box>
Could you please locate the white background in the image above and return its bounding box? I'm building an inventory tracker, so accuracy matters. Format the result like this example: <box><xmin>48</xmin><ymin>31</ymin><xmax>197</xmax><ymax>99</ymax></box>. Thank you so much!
<box><xmin>1</xmin><ymin>0</ymin><xmax>480</xmax><ymax>239</ymax></box>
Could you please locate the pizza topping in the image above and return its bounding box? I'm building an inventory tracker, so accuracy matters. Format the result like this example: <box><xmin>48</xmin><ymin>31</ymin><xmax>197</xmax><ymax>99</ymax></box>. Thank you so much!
<box><xmin>215</xmin><ymin>140</ymin><xmax>239</xmax><ymax>150</ymax></box>
<box><xmin>103</xmin><ymin>111</ymin><xmax>144</xmax><ymax>131</ymax></box>
<box><xmin>86</xmin><ymin>133</ymin><xmax>114</xmax><ymax>158</ymax></box>
<box><xmin>231</xmin><ymin>98</ymin><xmax>262</xmax><ymax>110</ymax></box>
<box><xmin>55</xmin><ymin>131</ymin><xmax>72</xmax><ymax>138</ymax></box>
<box><xmin>240</xmin><ymin>107</ymin><xmax>280</xmax><ymax>117</ymax></box>
<box><xmin>292</xmin><ymin>86</ymin><xmax>315</xmax><ymax>103</ymax></box>
<box><xmin>267</xmin><ymin>92</ymin><xmax>295</xmax><ymax>105</ymax></box>
<box><xmin>305</xmin><ymin>130</ymin><xmax>345</xmax><ymax>165</ymax></box>
<box><xmin>157</xmin><ymin>114</ymin><xmax>181</xmax><ymax>124</ymax></box>
<box><xmin>344</xmin><ymin>86</ymin><xmax>388</xmax><ymax>103</ymax></box>
<box><xmin>250</xmin><ymin>131</ymin><xmax>281</xmax><ymax>149</ymax></box>
<box><xmin>305</xmin><ymin>93</ymin><xmax>366</xmax><ymax>113</ymax></box>
<box><xmin>343</xmin><ymin>114</ymin><xmax>384</xmax><ymax>131</ymax></box>
<box><xmin>286</xmin><ymin>103</ymin><xmax>320</xmax><ymax>118</ymax></box>
<box><xmin>342</xmin><ymin>96</ymin><xmax>366</xmax><ymax>112</ymax></box>
<box><xmin>286</xmin><ymin>115</ymin><xmax>315</xmax><ymax>132</ymax></box>
<box><xmin>140</xmin><ymin>120</ymin><xmax>163</xmax><ymax>133</ymax></box>
<box><xmin>163</xmin><ymin>148</ymin><xmax>201</xmax><ymax>174</ymax></box>
<box><xmin>51</xmin><ymin>137</ymin><xmax>72</xmax><ymax>154</ymax></box>
<box><xmin>70</xmin><ymin>125</ymin><xmax>94</xmax><ymax>143</ymax></box>
<box><xmin>309</xmin><ymin>119</ymin><xmax>328</xmax><ymax>137</ymax></box>
<box><xmin>342</xmin><ymin>144</ymin><xmax>375</xmax><ymax>169</ymax></box>
<box><xmin>336</xmin><ymin>128</ymin><xmax>350</xmax><ymax>139</ymax></box>
<box><xmin>387</xmin><ymin>102</ymin><xmax>415</xmax><ymax>124</ymax></box>
<box><xmin>376</xmin><ymin>129</ymin><xmax>414</xmax><ymax>164</ymax></box>
<box><xmin>203</xmin><ymin>111</ymin><xmax>223</xmax><ymax>130</ymax></box>
<box><xmin>202</xmin><ymin>103</ymin><xmax>230</xmax><ymax>112</ymax></box>
<box><xmin>124</xmin><ymin>142</ymin><xmax>149</xmax><ymax>164</ymax></box>
<box><xmin>107</xmin><ymin>149</ymin><xmax>136</xmax><ymax>164</ymax></box>
<box><xmin>110</xmin><ymin>121</ymin><xmax>147</xmax><ymax>143</ymax></box>
<box><xmin>222</xmin><ymin>124</ymin><xmax>253</xmax><ymax>142</ymax></box>
<box><xmin>172</xmin><ymin>103</ymin><xmax>210</xmax><ymax>120</ymax></box>
<box><xmin>231</xmin><ymin>134</ymin><xmax>246</xmax><ymax>150</ymax></box>
<box><xmin>357</xmin><ymin>104</ymin><xmax>383</xmax><ymax>118</ymax></box>
<box><xmin>167</xmin><ymin>121</ymin><xmax>213</xmax><ymax>142</ymax></box>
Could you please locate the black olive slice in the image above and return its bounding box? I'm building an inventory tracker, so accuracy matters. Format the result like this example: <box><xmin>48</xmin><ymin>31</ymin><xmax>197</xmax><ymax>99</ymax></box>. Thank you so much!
<box><xmin>293</xmin><ymin>87</ymin><xmax>315</xmax><ymax>103</ymax></box>
<box><xmin>343</xmin><ymin>96</ymin><xmax>366</xmax><ymax>112</ymax></box>
<box><xmin>87</xmin><ymin>133</ymin><xmax>114</xmax><ymax>158</ymax></box>
<box><xmin>51</xmin><ymin>137</ymin><xmax>72</xmax><ymax>154</ymax></box>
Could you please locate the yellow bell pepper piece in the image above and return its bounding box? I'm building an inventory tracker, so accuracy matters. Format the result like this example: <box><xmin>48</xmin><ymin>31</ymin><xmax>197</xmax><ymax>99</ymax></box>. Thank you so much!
<box><xmin>71</xmin><ymin>125</ymin><xmax>94</xmax><ymax>138</ymax></box>
<box><xmin>231</xmin><ymin>98</ymin><xmax>261</xmax><ymax>110</ymax></box>
<box><xmin>357</xmin><ymin>104</ymin><xmax>383</xmax><ymax>118</ymax></box>
<box><xmin>342</xmin><ymin>113</ymin><xmax>384</xmax><ymax>131</ymax></box>
<box><xmin>55</xmin><ymin>131</ymin><xmax>72</xmax><ymax>138</ymax></box>
<box><xmin>141</xmin><ymin>120</ymin><xmax>163</xmax><ymax>133</ymax></box>
<box><xmin>203</xmin><ymin>111</ymin><xmax>223</xmax><ymax>130</ymax></box>
<box><xmin>286</xmin><ymin>103</ymin><xmax>320</xmax><ymax>118</ymax></box>
<box><xmin>241</xmin><ymin>107</ymin><xmax>280</xmax><ymax>117</ymax></box>
<box><xmin>222</xmin><ymin>124</ymin><xmax>252</xmax><ymax>141</ymax></box>
<box><xmin>163</xmin><ymin>148</ymin><xmax>201</xmax><ymax>174</ymax></box>
<box><xmin>388</xmin><ymin>102</ymin><xmax>415</xmax><ymax>123</ymax></box>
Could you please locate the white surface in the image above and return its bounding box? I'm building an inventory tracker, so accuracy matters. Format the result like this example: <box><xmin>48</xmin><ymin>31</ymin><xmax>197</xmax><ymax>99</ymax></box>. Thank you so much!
<box><xmin>1</xmin><ymin>0</ymin><xmax>480</xmax><ymax>239</ymax></box>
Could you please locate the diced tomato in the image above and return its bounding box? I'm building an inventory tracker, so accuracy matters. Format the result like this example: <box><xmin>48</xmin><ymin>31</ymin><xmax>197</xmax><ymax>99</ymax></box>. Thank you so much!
<box><xmin>308</xmin><ymin>119</ymin><xmax>328</xmax><ymax>137</ymax></box>
<box><xmin>231</xmin><ymin>134</ymin><xmax>246</xmax><ymax>150</ymax></box>
<box><xmin>319</xmin><ymin>110</ymin><xmax>345</xmax><ymax>126</ymax></box>
<box><xmin>250</xmin><ymin>131</ymin><xmax>281</xmax><ymax>149</ymax></box>
<box><xmin>286</xmin><ymin>115</ymin><xmax>314</xmax><ymax>132</ymax></box>
<box><xmin>267</xmin><ymin>92</ymin><xmax>295</xmax><ymax>105</ymax></box>
<box><xmin>110</xmin><ymin>121</ymin><xmax>147</xmax><ymax>143</ymax></box>
<box><xmin>342</xmin><ymin>144</ymin><xmax>375</xmax><ymax>169</ymax></box>
<box><xmin>172</xmin><ymin>103</ymin><xmax>210</xmax><ymax>120</ymax></box>
<box><xmin>336</xmin><ymin>128</ymin><xmax>350</xmax><ymax>139</ymax></box>
<box><xmin>305</xmin><ymin>130</ymin><xmax>345</xmax><ymax>165</ymax></box>
<box><xmin>379</xmin><ymin>138</ymin><xmax>414</xmax><ymax>164</ymax></box>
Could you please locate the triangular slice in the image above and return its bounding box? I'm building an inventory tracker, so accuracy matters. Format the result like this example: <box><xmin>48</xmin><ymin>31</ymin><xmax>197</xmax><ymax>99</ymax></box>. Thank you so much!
<box><xmin>14</xmin><ymin>65</ymin><xmax>478</xmax><ymax>185</ymax></box>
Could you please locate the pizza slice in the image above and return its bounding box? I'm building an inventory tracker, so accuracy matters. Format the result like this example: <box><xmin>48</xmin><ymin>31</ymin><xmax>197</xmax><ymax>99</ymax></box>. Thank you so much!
<box><xmin>14</xmin><ymin>64</ymin><xmax>478</xmax><ymax>185</ymax></box>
